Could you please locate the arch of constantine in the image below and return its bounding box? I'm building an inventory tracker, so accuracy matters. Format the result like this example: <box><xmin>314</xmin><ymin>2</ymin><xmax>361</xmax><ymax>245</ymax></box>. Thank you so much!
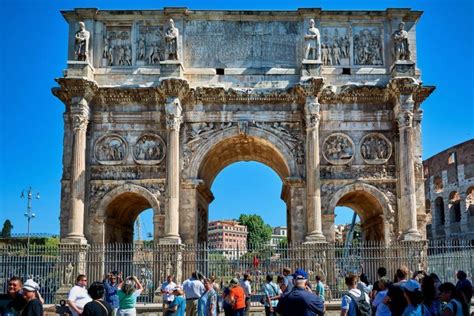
<box><xmin>53</xmin><ymin>7</ymin><xmax>435</xmax><ymax>246</ymax></box>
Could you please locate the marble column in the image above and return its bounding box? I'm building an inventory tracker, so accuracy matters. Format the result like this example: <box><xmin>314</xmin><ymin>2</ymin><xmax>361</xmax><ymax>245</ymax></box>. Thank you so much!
<box><xmin>304</xmin><ymin>96</ymin><xmax>325</xmax><ymax>242</ymax></box>
<box><xmin>65</xmin><ymin>98</ymin><xmax>90</xmax><ymax>243</ymax></box>
<box><xmin>397</xmin><ymin>94</ymin><xmax>421</xmax><ymax>240</ymax></box>
<box><xmin>163</xmin><ymin>97</ymin><xmax>183</xmax><ymax>243</ymax></box>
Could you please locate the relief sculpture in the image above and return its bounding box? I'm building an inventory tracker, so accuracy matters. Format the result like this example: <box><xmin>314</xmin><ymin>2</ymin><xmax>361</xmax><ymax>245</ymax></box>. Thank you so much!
<box><xmin>321</xmin><ymin>27</ymin><xmax>350</xmax><ymax>66</ymax></box>
<box><xmin>134</xmin><ymin>134</ymin><xmax>166</xmax><ymax>165</ymax></box>
<box><xmin>323</xmin><ymin>133</ymin><xmax>354</xmax><ymax>165</ymax></box>
<box><xmin>353</xmin><ymin>26</ymin><xmax>383</xmax><ymax>66</ymax></box>
<box><xmin>94</xmin><ymin>135</ymin><xmax>127</xmax><ymax>165</ymax></box>
<box><xmin>360</xmin><ymin>133</ymin><xmax>392</xmax><ymax>164</ymax></box>
<box><xmin>136</xmin><ymin>25</ymin><xmax>164</xmax><ymax>65</ymax></box>
<box><xmin>103</xmin><ymin>27</ymin><xmax>132</xmax><ymax>66</ymax></box>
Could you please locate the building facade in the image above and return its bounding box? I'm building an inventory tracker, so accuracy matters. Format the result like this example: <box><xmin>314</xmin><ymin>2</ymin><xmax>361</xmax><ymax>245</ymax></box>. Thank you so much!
<box><xmin>424</xmin><ymin>139</ymin><xmax>474</xmax><ymax>240</ymax></box>
<box><xmin>208</xmin><ymin>220</ymin><xmax>248</xmax><ymax>258</ymax></box>
<box><xmin>270</xmin><ymin>226</ymin><xmax>287</xmax><ymax>247</ymax></box>
<box><xmin>53</xmin><ymin>7</ymin><xmax>434</xmax><ymax>246</ymax></box>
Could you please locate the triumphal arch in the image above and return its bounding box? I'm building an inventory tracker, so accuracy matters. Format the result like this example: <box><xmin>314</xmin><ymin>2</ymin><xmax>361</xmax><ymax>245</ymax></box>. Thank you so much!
<box><xmin>53</xmin><ymin>7</ymin><xmax>434</xmax><ymax>246</ymax></box>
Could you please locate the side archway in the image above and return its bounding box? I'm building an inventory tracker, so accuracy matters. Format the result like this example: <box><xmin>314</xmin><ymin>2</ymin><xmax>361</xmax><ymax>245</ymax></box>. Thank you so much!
<box><xmin>90</xmin><ymin>184</ymin><xmax>161</xmax><ymax>244</ymax></box>
<box><xmin>328</xmin><ymin>182</ymin><xmax>394</xmax><ymax>242</ymax></box>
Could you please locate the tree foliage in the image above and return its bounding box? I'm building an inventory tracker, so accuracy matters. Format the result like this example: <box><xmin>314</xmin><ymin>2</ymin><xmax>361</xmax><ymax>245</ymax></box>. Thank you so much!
<box><xmin>1</xmin><ymin>220</ymin><xmax>13</xmax><ymax>238</ymax></box>
<box><xmin>238</xmin><ymin>214</ymin><xmax>272</xmax><ymax>247</ymax></box>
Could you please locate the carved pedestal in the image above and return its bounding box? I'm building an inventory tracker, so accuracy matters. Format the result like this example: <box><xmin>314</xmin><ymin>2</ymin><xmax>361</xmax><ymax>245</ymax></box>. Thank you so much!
<box><xmin>160</xmin><ymin>60</ymin><xmax>184</xmax><ymax>77</ymax></box>
<box><xmin>391</xmin><ymin>61</ymin><xmax>415</xmax><ymax>77</ymax></box>
<box><xmin>301</xmin><ymin>59</ymin><xmax>322</xmax><ymax>77</ymax></box>
<box><xmin>65</xmin><ymin>61</ymin><xmax>94</xmax><ymax>80</ymax></box>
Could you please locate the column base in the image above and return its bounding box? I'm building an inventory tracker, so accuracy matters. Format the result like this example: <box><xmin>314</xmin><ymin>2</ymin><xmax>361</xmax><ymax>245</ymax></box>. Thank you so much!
<box><xmin>159</xmin><ymin>235</ymin><xmax>182</xmax><ymax>245</ymax></box>
<box><xmin>61</xmin><ymin>235</ymin><xmax>88</xmax><ymax>245</ymax></box>
<box><xmin>391</xmin><ymin>60</ymin><xmax>415</xmax><ymax>78</ymax></box>
<box><xmin>304</xmin><ymin>232</ymin><xmax>327</xmax><ymax>243</ymax></box>
<box><xmin>401</xmin><ymin>229</ymin><xmax>422</xmax><ymax>241</ymax></box>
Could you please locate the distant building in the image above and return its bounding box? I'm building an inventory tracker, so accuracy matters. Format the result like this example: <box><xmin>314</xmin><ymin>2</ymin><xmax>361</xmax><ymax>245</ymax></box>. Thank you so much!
<box><xmin>424</xmin><ymin>139</ymin><xmax>474</xmax><ymax>240</ymax></box>
<box><xmin>270</xmin><ymin>226</ymin><xmax>287</xmax><ymax>247</ymax></box>
<box><xmin>208</xmin><ymin>220</ymin><xmax>248</xmax><ymax>258</ymax></box>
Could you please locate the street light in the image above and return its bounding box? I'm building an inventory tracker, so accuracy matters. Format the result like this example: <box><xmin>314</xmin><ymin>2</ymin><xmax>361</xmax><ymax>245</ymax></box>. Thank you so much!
<box><xmin>21</xmin><ymin>187</ymin><xmax>40</xmax><ymax>278</ymax></box>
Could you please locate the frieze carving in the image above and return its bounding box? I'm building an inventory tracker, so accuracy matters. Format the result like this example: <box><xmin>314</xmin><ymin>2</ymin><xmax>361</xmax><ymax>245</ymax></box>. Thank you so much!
<box><xmin>90</xmin><ymin>165</ymin><xmax>165</xmax><ymax>180</ymax></box>
<box><xmin>319</xmin><ymin>85</ymin><xmax>388</xmax><ymax>105</ymax></box>
<box><xmin>136</xmin><ymin>24</ymin><xmax>164</xmax><ymax>65</ymax></box>
<box><xmin>134</xmin><ymin>134</ymin><xmax>166</xmax><ymax>165</ymax></box>
<box><xmin>320</xmin><ymin>165</ymin><xmax>395</xmax><ymax>180</ymax></box>
<box><xmin>102</xmin><ymin>27</ymin><xmax>132</xmax><ymax>67</ymax></box>
<box><xmin>94</xmin><ymin>134</ymin><xmax>127</xmax><ymax>165</ymax></box>
<box><xmin>94</xmin><ymin>88</ymin><xmax>161</xmax><ymax>106</ymax></box>
<box><xmin>323</xmin><ymin>133</ymin><xmax>354</xmax><ymax>165</ymax></box>
<box><xmin>353</xmin><ymin>26</ymin><xmax>383</xmax><ymax>66</ymax></box>
<box><xmin>321</xmin><ymin>27</ymin><xmax>350</xmax><ymax>66</ymax></box>
<box><xmin>360</xmin><ymin>133</ymin><xmax>392</xmax><ymax>164</ymax></box>
<box><xmin>143</xmin><ymin>182</ymin><xmax>166</xmax><ymax>201</ymax></box>
<box><xmin>89</xmin><ymin>183</ymin><xmax>114</xmax><ymax>209</ymax></box>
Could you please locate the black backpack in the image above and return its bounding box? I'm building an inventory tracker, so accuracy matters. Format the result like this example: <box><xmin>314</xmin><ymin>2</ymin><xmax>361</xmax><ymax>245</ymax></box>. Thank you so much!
<box><xmin>345</xmin><ymin>292</ymin><xmax>372</xmax><ymax>316</ymax></box>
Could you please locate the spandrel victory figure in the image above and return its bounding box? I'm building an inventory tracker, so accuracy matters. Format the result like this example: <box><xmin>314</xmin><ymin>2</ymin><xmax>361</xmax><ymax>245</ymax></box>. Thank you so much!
<box><xmin>392</xmin><ymin>22</ymin><xmax>411</xmax><ymax>61</ymax></box>
<box><xmin>304</xmin><ymin>19</ymin><xmax>321</xmax><ymax>61</ymax></box>
<box><xmin>74</xmin><ymin>21</ymin><xmax>90</xmax><ymax>61</ymax></box>
<box><xmin>164</xmin><ymin>19</ymin><xmax>179</xmax><ymax>60</ymax></box>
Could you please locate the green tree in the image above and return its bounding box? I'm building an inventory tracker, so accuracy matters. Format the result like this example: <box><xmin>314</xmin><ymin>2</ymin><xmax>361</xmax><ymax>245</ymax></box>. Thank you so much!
<box><xmin>1</xmin><ymin>220</ymin><xmax>13</xmax><ymax>238</ymax></box>
<box><xmin>238</xmin><ymin>214</ymin><xmax>272</xmax><ymax>247</ymax></box>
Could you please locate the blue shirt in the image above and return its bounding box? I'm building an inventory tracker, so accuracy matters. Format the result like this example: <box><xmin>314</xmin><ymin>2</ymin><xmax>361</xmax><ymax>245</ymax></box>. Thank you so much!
<box><xmin>197</xmin><ymin>289</ymin><xmax>217</xmax><ymax>316</ymax></box>
<box><xmin>103</xmin><ymin>280</ymin><xmax>119</xmax><ymax>308</ymax></box>
<box><xmin>167</xmin><ymin>296</ymin><xmax>186</xmax><ymax>316</ymax></box>
<box><xmin>276</xmin><ymin>287</ymin><xmax>324</xmax><ymax>316</ymax></box>
<box><xmin>402</xmin><ymin>304</ymin><xmax>429</xmax><ymax>316</ymax></box>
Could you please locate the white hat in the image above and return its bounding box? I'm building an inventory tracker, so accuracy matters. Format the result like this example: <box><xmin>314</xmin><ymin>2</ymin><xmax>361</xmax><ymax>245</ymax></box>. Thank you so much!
<box><xmin>23</xmin><ymin>279</ymin><xmax>40</xmax><ymax>292</ymax></box>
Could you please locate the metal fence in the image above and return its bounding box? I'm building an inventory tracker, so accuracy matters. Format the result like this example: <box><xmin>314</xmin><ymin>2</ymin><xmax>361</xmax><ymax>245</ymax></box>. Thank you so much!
<box><xmin>0</xmin><ymin>239</ymin><xmax>472</xmax><ymax>304</ymax></box>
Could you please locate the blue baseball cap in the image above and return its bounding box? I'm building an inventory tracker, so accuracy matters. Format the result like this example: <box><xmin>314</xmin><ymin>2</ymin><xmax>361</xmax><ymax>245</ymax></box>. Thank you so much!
<box><xmin>293</xmin><ymin>268</ymin><xmax>308</xmax><ymax>280</ymax></box>
<box><xmin>401</xmin><ymin>279</ymin><xmax>420</xmax><ymax>292</ymax></box>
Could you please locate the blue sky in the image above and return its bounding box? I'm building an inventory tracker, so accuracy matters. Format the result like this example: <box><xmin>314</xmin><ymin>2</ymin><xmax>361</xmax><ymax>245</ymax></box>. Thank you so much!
<box><xmin>0</xmin><ymin>0</ymin><xmax>473</xmax><ymax>236</ymax></box>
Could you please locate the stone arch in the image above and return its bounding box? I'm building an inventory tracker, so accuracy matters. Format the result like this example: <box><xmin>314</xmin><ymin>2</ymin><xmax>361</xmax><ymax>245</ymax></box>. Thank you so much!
<box><xmin>328</xmin><ymin>182</ymin><xmax>394</xmax><ymax>242</ymax></box>
<box><xmin>181</xmin><ymin>126</ymin><xmax>303</xmax><ymax>243</ymax></box>
<box><xmin>91</xmin><ymin>184</ymin><xmax>161</xmax><ymax>244</ymax></box>
<box><xmin>434</xmin><ymin>196</ymin><xmax>445</xmax><ymax>225</ymax></box>
<box><xmin>425</xmin><ymin>199</ymin><xmax>431</xmax><ymax>214</ymax></box>
<box><xmin>448</xmin><ymin>191</ymin><xmax>461</xmax><ymax>223</ymax></box>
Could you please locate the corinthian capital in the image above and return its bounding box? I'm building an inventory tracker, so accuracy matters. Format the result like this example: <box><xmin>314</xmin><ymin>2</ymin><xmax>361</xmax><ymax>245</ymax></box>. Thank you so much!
<box><xmin>304</xmin><ymin>96</ymin><xmax>321</xmax><ymax>130</ymax></box>
<box><xmin>70</xmin><ymin>99</ymin><xmax>90</xmax><ymax>131</ymax></box>
<box><xmin>165</xmin><ymin>97</ymin><xmax>183</xmax><ymax>131</ymax></box>
<box><xmin>397</xmin><ymin>110</ymin><xmax>413</xmax><ymax>129</ymax></box>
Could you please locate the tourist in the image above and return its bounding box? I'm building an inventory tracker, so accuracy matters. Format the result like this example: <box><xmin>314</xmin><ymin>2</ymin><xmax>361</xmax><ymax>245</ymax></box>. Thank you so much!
<box><xmin>262</xmin><ymin>274</ymin><xmax>281</xmax><ymax>316</ymax></box>
<box><xmin>167</xmin><ymin>287</ymin><xmax>186</xmax><ymax>316</ymax></box>
<box><xmin>117</xmin><ymin>276</ymin><xmax>143</xmax><ymax>316</ymax></box>
<box><xmin>384</xmin><ymin>266</ymin><xmax>409</xmax><ymax>316</ymax></box>
<box><xmin>183</xmin><ymin>271</ymin><xmax>205</xmax><ymax>316</ymax></box>
<box><xmin>277</xmin><ymin>275</ymin><xmax>287</xmax><ymax>293</ymax></box>
<box><xmin>421</xmin><ymin>275</ymin><xmax>441</xmax><ymax>316</ymax></box>
<box><xmin>82</xmin><ymin>282</ymin><xmax>113</xmax><ymax>316</ymax></box>
<box><xmin>315</xmin><ymin>275</ymin><xmax>325</xmax><ymax>303</ymax></box>
<box><xmin>103</xmin><ymin>271</ymin><xmax>121</xmax><ymax>313</ymax></box>
<box><xmin>372</xmin><ymin>277</ymin><xmax>391</xmax><ymax>316</ymax></box>
<box><xmin>340</xmin><ymin>273</ymin><xmax>371</xmax><ymax>316</ymax></box>
<box><xmin>197</xmin><ymin>278</ymin><xmax>218</xmax><ymax>316</ymax></box>
<box><xmin>400</xmin><ymin>280</ymin><xmax>428</xmax><ymax>316</ymax></box>
<box><xmin>20</xmin><ymin>279</ymin><xmax>43</xmax><ymax>316</ymax></box>
<box><xmin>439</xmin><ymin>282</ymin><xmax>468</xmax><ymax>316</ymax></box>
<box><xmin>455</xmin><ymin>271</ymin><xmax>472</xmax><ymax>305</ymax></box>
<box><xmin>282</xmin><ymin>267</ymin><xmax>294</xmax><ymax>293</ymax></box>
<box><xmin>276</xmin><ymin>271</ymin><xmax>324</xmax><ymax>316</ymax></box>
<box><xmin>228</xmin><ymin>278</ymin><xmax>246</xmax><ymax>316</ymax></box>
<box><xmin>240</xmin><ymin>273</ymin><xmax>252</xmax><ymax>314</ymax></box>
<box><xmin>0</xmin><ymin>276</ymin><xmax>26</xmax><ymax>315</ymax></box>
<box><xmin>161</xmin><ymin>275</ymin><xmax>177</xmax><ymax>311</ymax></box>
<box><xmin>429</xmin><ymin>273</ymin><xmax>442</xmax><ymax>296</ymax></box>
<box><xmin>372</xmin><ymin>267</ymin><xmax>388</xmax><ymax>299</ymax></box>
<box><xmin>68</xmin><ymin>274</ymin><xmax>92</xmax><ymax>316</ymax></box>
<box><xmin>222</xmin><ymin>282</ymin><xmax>233</xmax><ymax>316</ymax></box>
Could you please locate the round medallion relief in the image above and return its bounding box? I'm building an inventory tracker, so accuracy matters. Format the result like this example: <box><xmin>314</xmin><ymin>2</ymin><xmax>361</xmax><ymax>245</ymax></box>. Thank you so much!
<box><xmin>133</xmin><ymin>133</ymin><xmax>166</xmax><ymax>165</ymax></box>
<box><xmin>94</xmin><ymin>134</ymin><xmax>128</xmax><ymax>165</ymax></box>
<box><xmin>322</xmin><ymin>133</ymin><xmax>355</xmax><ymax>165</ymax></box>
<box><xmin>360</xmin><ymin>133</ymin><xmax>392</xmax><ymax>164</ymax></box>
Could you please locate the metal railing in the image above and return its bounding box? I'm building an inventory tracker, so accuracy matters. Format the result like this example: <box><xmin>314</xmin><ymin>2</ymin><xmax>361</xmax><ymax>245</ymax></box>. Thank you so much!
<box><xmin>0</xmin><ymin>239</ymin><xmax>472</xmax><ymax>304</ymax></box>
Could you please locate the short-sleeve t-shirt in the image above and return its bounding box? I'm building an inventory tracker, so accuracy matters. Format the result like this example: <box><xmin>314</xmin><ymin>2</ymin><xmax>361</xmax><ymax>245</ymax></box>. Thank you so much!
<box><xmin>167</xmin><ymin>296</ymin><xmax>186</xmax><ymax>316</ymax></box>
<box><xmin>117</xmin><ymin>289</ymin><xmax>142</xmax><ymax>309</ymax></box>
<box><xmin>68</xmin><ymin>285</ymin><xmax>92</xmax><ymax>315</ymax></box>
<box><xmin>315</xmin><ymin>282</ymin><xmax>325</xmax><ymax>302</ymax></box>
<box><xmin>443</xmin><ymin>299</ymin><xmax>463</xmax><ymax>316</ymax></box>
<box><xmin>341</xmin><ymin>289</ymin><xmax>370</xmax><ymax>316</ymax></box>
<box><xmin>229</xmin><ymin>286</ymin><xmax>246</xmax><ymax>310</ymax></box>
<box><xmin>263</xmin><ymin>282</ymin><xmax>281</xmax><ymax>307</ymax></box>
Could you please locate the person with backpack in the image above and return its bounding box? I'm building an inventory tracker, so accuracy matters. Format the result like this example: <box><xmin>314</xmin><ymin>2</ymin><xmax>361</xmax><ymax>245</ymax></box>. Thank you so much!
<box><xmin>341</xmin><ymin>273</ymin><xmax>371</xmax><ymax>316</ymax></box>
<box><xmin>262</xmin><ymin>274</ymin><xmax>281</xmax><ymax>316</ymax></box>
<box><xmin>438</xmin><ymin>282</ymin><xmax>469</xmax><ymax>316</ymax></box>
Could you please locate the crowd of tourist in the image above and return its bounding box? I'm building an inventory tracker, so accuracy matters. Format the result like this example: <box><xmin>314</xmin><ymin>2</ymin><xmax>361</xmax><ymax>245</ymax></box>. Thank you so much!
<box><xmin>0</xmin><ymin>266</ymin><xmax>472</xmax><ymax>316</ymax></box>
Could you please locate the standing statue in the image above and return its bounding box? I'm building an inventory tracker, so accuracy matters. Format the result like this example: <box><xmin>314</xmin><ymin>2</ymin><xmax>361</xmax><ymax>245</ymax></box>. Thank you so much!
<box><xmin>304</xmin><ymin>19</ymin><xmax>321</xmax><ymax>61</ymax></box>
<box><xmin>392</xmin><ymin>22</ymin><xmax>411</xmax><ymax>61</ymax></box>
<box><xmin>74</xmin><ymin>21</ymin><xmax>90</xmax><ymax>61</ymax></box>
<box><xmin>164</xmin><ymin>19</ymin><xmax>179</xmax><ymax>60</ymax></box>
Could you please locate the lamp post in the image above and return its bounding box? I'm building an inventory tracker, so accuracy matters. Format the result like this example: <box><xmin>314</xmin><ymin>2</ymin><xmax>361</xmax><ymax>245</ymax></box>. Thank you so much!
<box><xmin>21</xmin><ymin>187</ymin><xmax>40</xmax><ymax>277</ymax></box>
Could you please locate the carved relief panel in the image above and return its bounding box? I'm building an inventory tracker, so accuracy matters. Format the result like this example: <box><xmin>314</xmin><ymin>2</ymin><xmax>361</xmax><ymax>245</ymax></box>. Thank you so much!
<box><xmin>102</xmin><ymin>26</ymin><xmax>132</xmax><ymax>67</ymax></box>
<box><xmin>322</xmin><ymin>133</ymin><xmax>354</xmax><ymax>165</ymax></box>
<box><xmin>94</xmin><ymin>134</ymin><xmax>128</xmax><ymax>165</ymax></box>
<box><xmin>133</xmin><ymin>133</ymin><xmax>166</xmax><ymax>165</ymax></box>
<box><xmin>136</xmin><ymin>24</ymin><xmax>164</xmax><ymax>66</ymax></box>
<box><xmin>360</xmin><ymin>133</ymin><xmax>392</xmax><ymax>164</ymax></box>
<box><xmin>352</xmin><ymin>26</ymin><xmax>384</xmax><ymax>66</ymax></box>
<box><xmin>321</xmin><ymin>27</ymin><xmax>350</xmax><ymax>66</ymax></box>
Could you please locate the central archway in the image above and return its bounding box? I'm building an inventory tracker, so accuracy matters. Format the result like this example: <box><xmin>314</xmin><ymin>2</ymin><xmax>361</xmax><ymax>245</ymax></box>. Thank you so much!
<box><xmin>180</xmin><ymin>126</ymin><xmax>304</xmax><ymax>244</ymax></box>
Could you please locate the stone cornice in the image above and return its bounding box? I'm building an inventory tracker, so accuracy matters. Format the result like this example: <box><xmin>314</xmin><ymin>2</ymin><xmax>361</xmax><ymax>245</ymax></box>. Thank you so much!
<box><xmin>320</xmin><ymin>85</ymin><xmax>389</xmax><ymax>105</ymax></box>
<box><xmin>93</xmin><ymin>87</ymin><xmax>163</xmax><ymax>106</ymax></box>
<box><xmin>52</xmin><ymin>78</ymin><xmax>99</xmax><ymax>107</ymax></box>
<box><xmin>413</xmin><ymin>86</ymin><xmax>435</xmax><ymax>108</ymax></box>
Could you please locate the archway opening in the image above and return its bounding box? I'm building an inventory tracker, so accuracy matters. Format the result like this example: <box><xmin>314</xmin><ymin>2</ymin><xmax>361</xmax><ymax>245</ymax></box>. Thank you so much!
<box><xmin>133</xmin><ymin>208</ymin><xmax>154</xmax><ymax>242</ymax></box>
<box><xmin>448</xmin><ymin>191</ymin><xmax>461</xmax><ymax>223</ymax></box>
<box><xmin>334</xmin><ymin>190</ymin><xmax>385</xmax><ymax>242</ymax></box>
<box><xmin>334</xmin><ymin>206</ymin><xmax>361</xmax><ymax>244</ymax></box>
<box><xmin>435</xmin><ymin>197</ymin><xmax>445</xmax><ymax>226</ymax></box>
<box><xmin>104</xmin><ymin>192</ymin><xmax>153</xmax><ymax>243</ymax></box>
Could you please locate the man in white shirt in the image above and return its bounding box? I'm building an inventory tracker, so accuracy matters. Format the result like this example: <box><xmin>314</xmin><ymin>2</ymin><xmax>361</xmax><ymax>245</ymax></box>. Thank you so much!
<box><xmin>240</xmin><ymin>273</ymin><xmax>252</xmax><ymax>314</ymax></box>
<box><xmin>161</xmin><ymin>275</ymin><xmax>177</xmax><ymax>310</ymax></box>
<box><xmin>182</xmin><ymin>271</ymin><xmax>205</xmax><ymax>316</ymax></box>
<box><xmin>67</xmin><ymin>274</ymin><xmax>92</xmax><ymax>316</ymax></box>
<box><xmin>341</xmin><ymin>273</ymin><xmax>370</xmax><ymax>316</ymax></box>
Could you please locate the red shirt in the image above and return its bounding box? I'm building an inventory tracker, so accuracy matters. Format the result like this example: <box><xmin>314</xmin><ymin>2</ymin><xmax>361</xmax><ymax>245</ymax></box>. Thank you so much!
<box><xmin>230</xmin><ymin>285</ymin><xmax>246</xmax><ymax>310</ymax></box>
